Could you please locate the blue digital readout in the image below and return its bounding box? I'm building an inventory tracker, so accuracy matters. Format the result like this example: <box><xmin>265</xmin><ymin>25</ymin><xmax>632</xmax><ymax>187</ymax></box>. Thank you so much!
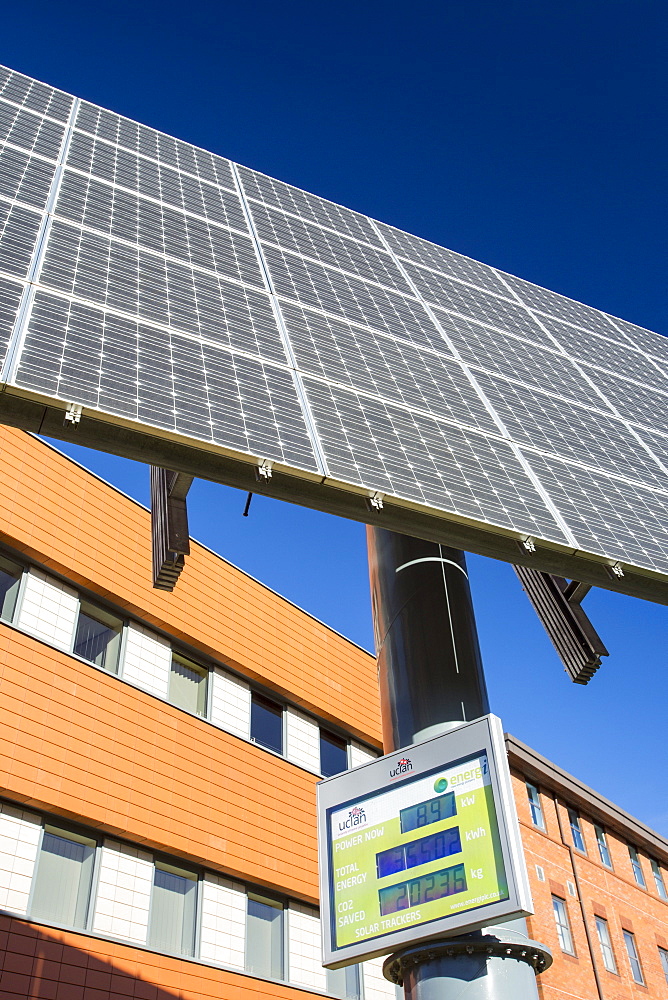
<box><xmin>376</xmin><ymin>827</ymin><xmax>462</xmax><ymax>878</ymax></box>
<box><xmin>378</xmin><ymin>863</ymin><xmax>468</xmax><ymax>916</ymax></box>
<box><xmin>400</xmin><ymin>791</ymin><xmax>456</xmax><ymax>833</ymax></box>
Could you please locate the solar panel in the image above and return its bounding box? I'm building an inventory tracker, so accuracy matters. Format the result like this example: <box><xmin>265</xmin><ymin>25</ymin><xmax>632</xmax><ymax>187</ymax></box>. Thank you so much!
<box><xmin>0</xmin><ymin>63</ymin><xmax>667</xmax><ymax>602</ymax></box>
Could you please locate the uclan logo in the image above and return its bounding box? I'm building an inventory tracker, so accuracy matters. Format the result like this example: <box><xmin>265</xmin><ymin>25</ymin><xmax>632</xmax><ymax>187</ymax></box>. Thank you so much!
<box><xmin>389</xmin><ymin>757</ymin><xmax>413</xmax><ymax>778</ymax></box>
<box><xmin>338</xmin><ymin>806</ymin><xmax>367</xmax><ymax>831</ymax></box>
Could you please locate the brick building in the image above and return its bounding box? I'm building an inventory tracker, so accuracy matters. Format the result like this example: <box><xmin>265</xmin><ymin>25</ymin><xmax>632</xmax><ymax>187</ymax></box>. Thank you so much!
<box><xmin>511</xmin><ymin>738</ymin><xmax>668</xmax><ymax>999</ymax></box>
<box><xmin>0</xmin><ymin>425</ymin><xmax>665</xmax><ymax>999</ymax></box>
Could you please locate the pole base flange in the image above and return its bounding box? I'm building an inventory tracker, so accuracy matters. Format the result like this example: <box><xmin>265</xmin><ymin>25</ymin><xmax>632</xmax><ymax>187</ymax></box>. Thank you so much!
<box><xmin>383</xmin><ymin>934</ymin><xmax>553</xmax><ymax>986</ymax></box>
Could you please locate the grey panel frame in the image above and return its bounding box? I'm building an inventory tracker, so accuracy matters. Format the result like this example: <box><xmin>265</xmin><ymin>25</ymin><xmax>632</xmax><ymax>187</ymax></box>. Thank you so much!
<box><xmin>316</xmin><ymin>715</ymin><xmax>533</xmax><ymax>968</ymax></box>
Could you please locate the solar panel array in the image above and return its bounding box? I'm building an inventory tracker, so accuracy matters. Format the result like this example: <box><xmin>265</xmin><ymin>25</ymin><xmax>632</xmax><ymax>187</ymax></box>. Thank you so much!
<box><xmin>0</xmin><ymin>64</ymin><xmax>667</xmax><ymax>582</ymax></box>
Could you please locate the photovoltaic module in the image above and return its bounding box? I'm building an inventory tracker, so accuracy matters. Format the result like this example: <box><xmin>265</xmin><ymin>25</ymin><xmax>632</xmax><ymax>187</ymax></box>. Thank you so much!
<box><xmin>0</xmin><ymin>64</ymin><xmax>666</xmax><ymax>602</ymax></box>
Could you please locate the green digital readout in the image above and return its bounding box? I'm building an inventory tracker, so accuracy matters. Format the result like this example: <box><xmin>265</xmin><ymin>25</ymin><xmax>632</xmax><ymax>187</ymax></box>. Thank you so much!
<box><xmin>378</xmin><ymin>863</ymin><xmax>467</xmax><ymax>916</ymax></box>
<box><xmin>400</xmin><ymin>791</ymin><xmax>456</xmax><ymax>833</ymax></box>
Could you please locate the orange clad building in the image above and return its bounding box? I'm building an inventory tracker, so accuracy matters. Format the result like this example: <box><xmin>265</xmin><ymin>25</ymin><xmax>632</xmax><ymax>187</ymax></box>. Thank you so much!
<box><xmin>0</xmin><ymin>425</ymin><xmax>665</xmax><ymax>1000</ymax></box>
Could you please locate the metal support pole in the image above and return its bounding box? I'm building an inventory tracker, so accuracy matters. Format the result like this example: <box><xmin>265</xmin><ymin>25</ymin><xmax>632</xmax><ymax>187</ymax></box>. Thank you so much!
<box><xmin>367</xmin><ymin>527</ymin><xmax>549</xmax><ymax>1000</ymax></box>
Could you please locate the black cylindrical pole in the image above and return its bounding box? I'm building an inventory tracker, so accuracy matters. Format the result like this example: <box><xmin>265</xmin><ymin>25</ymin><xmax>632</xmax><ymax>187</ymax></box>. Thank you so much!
<box><xmin>366</xmin><ymin>526</ymin><xmax>547</xmax><ymax>1000</ymax></box>
<box><xmin>367</xmin><ymin>529</ymin><xmax>489</xmax><ymax>751</ymax></box>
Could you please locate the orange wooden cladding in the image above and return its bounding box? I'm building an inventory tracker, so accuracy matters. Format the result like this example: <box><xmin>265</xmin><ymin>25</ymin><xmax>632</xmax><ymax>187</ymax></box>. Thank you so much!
<box><xmin>0</xmin><ymin>426</ymin><xmax>381</xmax><ymax>746</ymax></box>
<box><xmin>0</xmin><ymin>626</ymin><xmax>322</xmax><ymax>901</ymax></box>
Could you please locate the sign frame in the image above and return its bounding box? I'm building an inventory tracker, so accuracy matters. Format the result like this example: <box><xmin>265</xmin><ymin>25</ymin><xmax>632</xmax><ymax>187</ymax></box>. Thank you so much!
<box><xmin>317</xmin><ymin>714</ymin><xmax>533</xmax><ymax>968</ymax></box>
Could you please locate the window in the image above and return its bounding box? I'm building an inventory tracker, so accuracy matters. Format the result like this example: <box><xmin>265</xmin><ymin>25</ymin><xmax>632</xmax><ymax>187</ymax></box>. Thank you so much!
<box><xmin>73</xmin><ymin>601</ymin><xmax>122</xmax><ymax>673</ymax></box>
<box><xmin>320</xmin><ymin>729</ymin><xmax>348</xmax><ymax>777</ymax></box>
<box><xmin>594</xmin><ymin>916</ymin><xmax>617</xmax><ymax>973</ymax></box>
<box><xmin>552</xmin><ymin>896</ymin><xmax>574</xmax><ymax>954</ymax></box>
<box><xmin>659</xmin><ymin>946</ymin><xmax>668</xmax><ymax>984</ymax></box>
<box><xmin>628</xmin><ymin>845</ymin><xmax>646</xmax><ymax>887</ymax></box>
<box><xmin>568</xmin><ymin>808</ymin><xmax>586</xmax><ymax>852</ymax></box>
<box><xmin>327</xmin><ymin>965</ymin><xmax>361</xmax><ymax>999</ymax></box>
<box><xmin>594</xmin><ymin>824</ymin><xmax>612</xmax><ymax>868</ymax></box>
<box><xmin>31</xmin><ymin>825</ymin><xmax>95</xmax><ymax>929</ymax></box>
<box><xmin>0</xmin><ymin>555</ymin><xmax>22</xmax><ymax>622</ymax></box>
<box><xmin>526</xmin><ymin>783</ymin><xmax>545</xmax><ymax>830</ymax></box>
<box><xmin>250</xmin><ymin>693</ymin><xmax>283</xmax><ymax>755</ymax></box>
<box><xmin>651</xmin><ymin>858</ymin><xmax>668</xmax><ymax>900</ymax></box>
<box><xmin>623</xmin><ymin>930</ymin><xmax>644</xmax><ymax>984</ymax></box>
<box><xmin>148</xmin><ymin>861</ymin><xmax>197</xmax><ymax>957</ymax></box>
<box><xmin>246</xmin><ymin>891</ymin><xmax>284</xmax><ymax>979</ymax></box>
<box><xmin>169</xmin><ymin>654</ymin><xmax>207</xmax><ymax>716</ymax></box>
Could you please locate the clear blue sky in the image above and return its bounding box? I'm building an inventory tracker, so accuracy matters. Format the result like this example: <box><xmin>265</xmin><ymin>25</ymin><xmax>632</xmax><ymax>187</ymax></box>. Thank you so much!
<box><xmin>2</xmin><ymin>0</ymin><xmax>667</xmax><ymax>834</ymax></box>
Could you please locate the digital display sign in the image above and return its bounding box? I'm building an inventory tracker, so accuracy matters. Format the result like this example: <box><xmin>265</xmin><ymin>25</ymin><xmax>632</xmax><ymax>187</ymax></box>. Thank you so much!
<box><xmin>317</xmin><ymin>715</ymin><xmax>532</xmax><ymax>968</ymax></box>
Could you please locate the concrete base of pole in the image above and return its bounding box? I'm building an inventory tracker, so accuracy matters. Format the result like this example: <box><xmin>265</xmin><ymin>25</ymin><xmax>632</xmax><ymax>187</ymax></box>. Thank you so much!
<box><xmin>383</xmin><ymin>922</ymin><xmax>552</xmax><ymax>1000</ymax></box>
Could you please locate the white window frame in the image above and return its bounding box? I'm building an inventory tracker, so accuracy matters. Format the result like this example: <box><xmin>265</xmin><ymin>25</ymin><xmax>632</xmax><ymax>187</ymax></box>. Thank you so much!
<box><xmin>628</xmin><ymin>845</ymin><xmax>646</xmax><ymax>887</ymax></box>
<box><xmin>594</xmin><ymin>916</ymin><xmax>617</xmax><ymax>974</ymax></box>
<box><xmin>72</xmin><ymin>598</ymin><xmax>125</xmax><ymax>674</ymax></box>
<box><xmin>623</xmin><ymin>929</ymin><xmax>644</xmax><ymax>985</ymax></box>
<box><xmin>567</xmin><ymin>808</ymin><xmax>586</xmax><ymax>853</ymax></box>
<box><xmin>594</xmin><ymin>824</ymin><xmax>612</xmax><ymax>868</ymax></box>
<box><xmin>526</xmin><ymin>782</ymin><xmax>545</xmax><ymax>830</ymax></box>
<box><xmin>552</xmin><ymin>896</ymin><xmax>575</xmax><ymax>955</ymax></box>
<box><xmin>651</xmin><ymin>858</ymin><xmax>668</xmax><ymax>900</ymax></box>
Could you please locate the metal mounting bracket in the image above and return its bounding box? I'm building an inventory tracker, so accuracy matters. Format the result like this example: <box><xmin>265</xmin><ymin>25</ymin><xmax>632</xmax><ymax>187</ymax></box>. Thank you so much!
<box><xmin>255</xmin><ymin>459</ymin><xmax>273</xmax><ymax>481</ymax></box>
<box><xmin>514</xmin><ymin>564</ymin><xmax>609</xmax><ymax>684</ymax></box>
<box><xmin>367</xmin><ymin>491</ymin><xmax>385</xmax><ymax>511</ymax></box>
<box><xmin>150</xmin><ymin>468</ymin><xmax>194</xmax><ymax>590</ymax></box>
<box><xmin>607</xmin><ymin>562</ymin><xmax>625</xmax><ymax>579</ymax></box>
<box><xmin>63</xmin><ymin>403</ymin><xmax>83</xmax><ymax>427</ymax></box>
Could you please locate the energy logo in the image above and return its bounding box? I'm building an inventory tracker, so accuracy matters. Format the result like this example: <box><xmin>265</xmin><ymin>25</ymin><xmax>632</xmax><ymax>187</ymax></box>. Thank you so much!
<box><xmin>434</xmin><ymin>776</ymin><xmax>449</xmax><ymax>793</ymax></box>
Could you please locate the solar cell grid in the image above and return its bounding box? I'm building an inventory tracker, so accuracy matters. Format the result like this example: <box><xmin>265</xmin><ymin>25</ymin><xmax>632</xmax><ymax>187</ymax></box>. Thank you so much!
<box><xmin>37</xmin><ymin>221</ymin><xmax>286</xmax><ymax>361</ymax></box>
<box><xmin>474</xmin><ymin>371</ymin><xmax>668</xmax><ymax>490</ymax></box>
<box><xmin>2</xmin><ymin>62</ymin><xmax>668</xmax><ymax>594</ymax></box>
<box><xmin>16</xmin><ymin>292</ymin><xmax>318</xmax><ymax>471</ymax></box>
<box><xmin>263</xmin><ymin>243</ymin><xmax>449</xmax><ymax>351</ymax></box>
<box><xmin>76</xmin><ymin>103</ymin><xmax>235</xmax><ymax>190</ymax></box>
<box><xmin>433</xmin><ymin>307</ymin><xmax>598</xmax><ymax>405</ymax></box>
<box><xmin>578</xmin><ymin>367</ymin><xmax>668</xmax><ymax>436</ymax></box>
<box><xmin>0</xmin><ymin>99</ymin><xmax>65</xmax><ymax>160</ymax></box>
<box><xmin>238</xmin><ymin>164</ymin><xmax>382</xmax><ymax>247</ymax></box>
<box><xmin>0</xmin><ymin>275</ymin><xmax>25</xmax><ymax>366</ymax></box>
<box><xmin>53</xmin><ymin>172</ymin><xmax>258</xmax><ymax>283</ymax></box>
<box><xmin>404</xmin><ymin>261</ymin><xmax>551</xmax><ymax>345</ymax></box>
<box><xmin>502</xmin><ymin>271</ymin><xmax>627</xmax><ymax>341</ymax></box>
<box><xmin>377</xmin><ymin>222</ymin><xmax>512</xmax><ymax>297</ymax></box>
<box><xmin>303</xmin><ymin>376</ymin><xmax>569</xmax><ymax>542</ymax></box>
<box><xmin>0</xmin><ymin>67</ymin><xmax>72</xmax><ymax>123</ymax></box>
<box><xmin>0</xmin><ymin>148</ymin><xmax>55</xmax><ymax>210</ymax></box>
<box><xmin>0</xmin><ymin>201</ymin><xmax>42</xmax><ymax>279</ymax></box>
<box><xmin>279</xmin><ymin>299</ymin><xmax>497</xmax><ymax>435</ymax></box>
<box><xmin>536</xmin><ymin>314</ymin><xmax>668</xmax><ymax>390</ymax></box>
<box><xmin>606</xmin><ymin>314</ymin><xmax>668</xmax><ymax>365</ymax></box>
<box><xmin>523</xmin><ymin>453</ymin><xmax>668</xmax><ymax>575</ymax></box>
<box><xmin>635</xmin><ymin>427</ymin><xmax>668</xmax><ymax>471</ymax></box>
<box><xmin>66</xmin><ymin>132</ymin><xmax>244</xmax><ymax>228</ymax></box>
<box><xmin>247</xmin><ymin>198</ymin><xmax>412</xmax><ymax>294</ymax></box>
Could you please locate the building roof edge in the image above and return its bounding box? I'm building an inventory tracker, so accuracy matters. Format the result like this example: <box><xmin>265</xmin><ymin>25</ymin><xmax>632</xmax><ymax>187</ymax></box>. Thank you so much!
<box><xmin>506</xmin><ymin>733</ymin><xmax>668</xmax><ymax>862</ymax></box>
